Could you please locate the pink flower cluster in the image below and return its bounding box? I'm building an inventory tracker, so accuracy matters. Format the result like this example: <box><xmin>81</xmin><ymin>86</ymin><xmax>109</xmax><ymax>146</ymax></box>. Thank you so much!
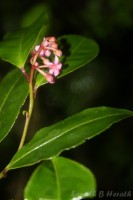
<box><xmin>30</xmin><ymin>37</ymin><xmax>62</xmax><ymax>83</ymax></box>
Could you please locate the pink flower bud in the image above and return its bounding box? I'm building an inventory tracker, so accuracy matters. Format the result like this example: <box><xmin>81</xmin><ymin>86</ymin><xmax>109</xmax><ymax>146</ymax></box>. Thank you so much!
<box><xmin>54</xmin><ymin>50</ymin><xmax>62</xmax><ymax>57</ymax></box>
<box><xmin>49</xmin><ymin>37</ymin><xmax>56</xmax><ymax>42</ymax></box>
<box><xmin>39</xmin><ymin>49</ymin><xmax>45</xmax><ymax>56</ymax></box>
<box><xmin>42</xmin><ymin>38</ymin><xmax>49</xmax><ymax>47</ymax></box>
<box><xmin>35</xmin><ymin>62</ymin><xmax>39</xmax><ymax>67</ymax></box>
<box><xmin>45</xmin><ymin>74</ymin><xmax>55</xmax><ymax>84</ymax></box>
<box><xmin>41</xmin><ymin>57</ymin><xmax>51</xmax><ymax>65</ymax></box>
<box><xmin>45</xmin><ymin>50</ymin><xmax>51</xmax><ymax>57</ymax></box>
<box><xmin>52</xmin><ymin>43</ymin><xmax>58</xmax><ymax>49</ymax></box>
<box><xmin>35</xmin><ymin>45</ymin><xmax>40</xmax><ymax>51</ymax></box>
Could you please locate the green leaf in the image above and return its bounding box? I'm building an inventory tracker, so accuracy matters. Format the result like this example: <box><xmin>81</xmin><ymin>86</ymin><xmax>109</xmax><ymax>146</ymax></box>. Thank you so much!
<box><xmin>0</xmin><ymin>12</ymin><xmax>48</xmax><ymax>68</ymax></box>
<box><xmin>0</xmin><ymin>69</ymin><xmax>28</xmax><ymax>142</ymax></box>
<box><xmin>7</xmin><ymin>107</ymin><xmax>133</xmax><ymax>170</ymax></box>
<box><xmin>21</xmin><ymin>3</ymin><xmax>50</xmax><ymax>28</ymax></box>
<box><xmin>24</xmin><ymin>157</ymin><xmax>96</xmax><ymax>200</ymax></box>
<box><xmin>36</xmin><ymin>35</ymin><xmax>99</xmax><ymax>87</ymax></box>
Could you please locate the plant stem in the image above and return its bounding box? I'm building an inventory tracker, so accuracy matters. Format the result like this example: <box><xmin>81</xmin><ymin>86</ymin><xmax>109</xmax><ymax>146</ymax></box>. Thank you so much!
<box><xmin>0</xmin><ymin>169</ymin><xmax>7</xmax><ymax>179</ymax></box>
<box><xmin>18</xmin><ymin>66</ymin><xmax>35</xmax><ymax>150</ymax></box>
<box><xmin>0</xmin><ymin>66</ymin><xmax>35</xmax><ymax>178</ymax></box>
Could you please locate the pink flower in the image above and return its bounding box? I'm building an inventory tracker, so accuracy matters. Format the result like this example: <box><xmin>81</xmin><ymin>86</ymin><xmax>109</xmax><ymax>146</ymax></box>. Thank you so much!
<box><xmin>39</xmin><ymin>56</ymin><xmax>62</xmax><ymax>76</ymax></box>
<box><xmin>30</xmin><ymin>36</ymin><xmax>62</xmax><ymax>84</ymax></box>
<box><xmin>48</xmin><ymin>56</ymin><xmax>62</xmax><ymax>76</ymax></box>
<box><xmin>35</xmin><ymin>45</ymin><xmax>51</xmax><ymax>57</ymax></box>
<box><xmin>35</xmin><ymin>65</ymin><xmax>55</xmax><ymax>84</ymax></box>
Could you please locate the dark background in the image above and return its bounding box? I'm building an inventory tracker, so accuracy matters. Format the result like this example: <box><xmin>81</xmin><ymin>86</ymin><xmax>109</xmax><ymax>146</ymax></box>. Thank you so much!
<box><xmin>0</xmin><ymin>0</ymin><xmax>133</xmax><ymax>199</ymax></box>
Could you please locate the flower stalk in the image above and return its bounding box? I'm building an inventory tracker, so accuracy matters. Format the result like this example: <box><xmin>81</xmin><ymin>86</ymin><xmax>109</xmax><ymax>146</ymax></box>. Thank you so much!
<box><xmin>18</xmin><ymin>36</ymin><xmax>62</xmax><ymax>150</ymax></box>
<box><xmin>0</xmin><ymin>36</ymin><xmax>62</xmax><ymax>178</ymax></box>
<box><xmin>18</xmin><ymin>65</ymin><xmax>35</xmax><ymax>150</ymax></box>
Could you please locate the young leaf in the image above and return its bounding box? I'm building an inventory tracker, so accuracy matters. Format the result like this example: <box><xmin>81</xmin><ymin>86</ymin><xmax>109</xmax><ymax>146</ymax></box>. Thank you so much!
<box><xmin>6</xmin><ymin>107</ymin><xmax>133</xmax><ymax>170</ymax></box>
<box><xmin>0</xmin><ymin>69</ymin><xmax>28</xmax><ymax>142</ymax></box>
<box><xmin>36</xmin><ymin>35</ymin><xmax>99</xmax><ymax>87</ymax></box>
<box><xmin>0</xmin><ymin>12</ymin><xmax>48</xmax><ymax>68</ymax></box>
<box><xmin>24</xmin><ymin>157</ymin><xmax>96</xmax><ymax>200</ymax></box>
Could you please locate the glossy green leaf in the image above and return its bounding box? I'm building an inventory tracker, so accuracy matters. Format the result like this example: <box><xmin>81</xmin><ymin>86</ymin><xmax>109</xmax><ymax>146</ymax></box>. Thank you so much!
<box><xmin>24</xmin><ymin>157</ymin><xmax>96</xmax><ymax>200</ymax></box>
<box><xmin>0</xmin><ymin>69</ymin><xmax>28</xmax><ymax>142</ymax></box>
<box><xmin>7</xmin><ymin>107</ymin><xmax>133</xmax><ymax>170</ymax></box>
<box><xmin>0</xmin><ymin>12</ymin><xmax>48</xmax><ymax>68</ymax></box>
<box><xmin>36</xmin><ymin>35</ymin><xmax>99</xmax><ymax>87</ymax></box>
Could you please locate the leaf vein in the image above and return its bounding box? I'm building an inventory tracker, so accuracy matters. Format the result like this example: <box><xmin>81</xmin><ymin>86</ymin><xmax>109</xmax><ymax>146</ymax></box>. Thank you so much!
<box><xmin>9</xmin><ymin>112</ymin><xmax>126</xmax><ymax>167</ymax></box>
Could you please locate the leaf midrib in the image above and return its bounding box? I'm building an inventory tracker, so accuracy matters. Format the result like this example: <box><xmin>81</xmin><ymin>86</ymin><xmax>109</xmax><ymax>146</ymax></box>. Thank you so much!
<box><xmin>71</xmin><ymin>38</ymin><xmax>85</xmax><ymax>54</ymax></box>
<box><xmin>52</xmin><ymin>159</ymin><xmax>61</xmax><ymax>200</ymax></box>
<box><xmin>8</xmin><ymin>112</ymin><xmax>127</xmax><ymax>168</ymax></box>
